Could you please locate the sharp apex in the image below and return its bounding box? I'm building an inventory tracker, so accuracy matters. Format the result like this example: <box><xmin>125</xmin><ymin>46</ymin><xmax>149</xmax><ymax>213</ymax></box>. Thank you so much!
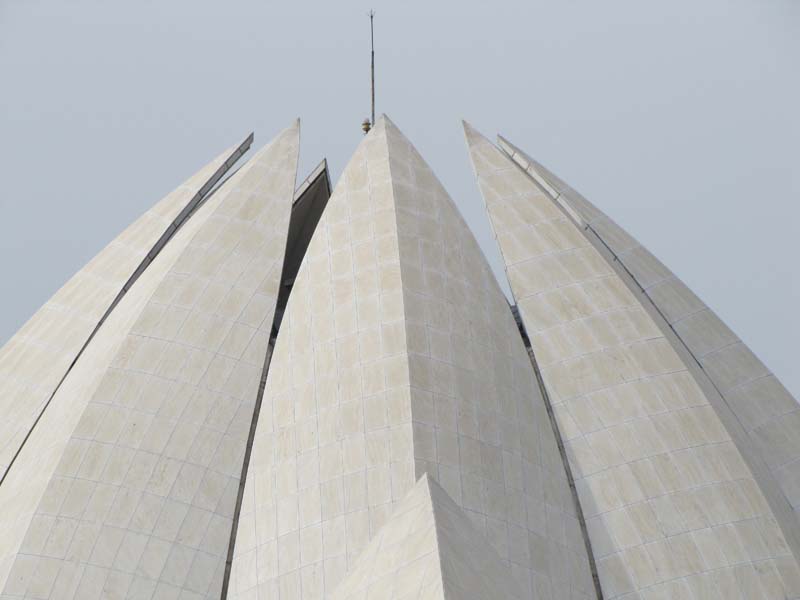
<box><xmin>461</xmin><ymin>120</ymin><xmax>493</xmax><ymax>146</ymax></box>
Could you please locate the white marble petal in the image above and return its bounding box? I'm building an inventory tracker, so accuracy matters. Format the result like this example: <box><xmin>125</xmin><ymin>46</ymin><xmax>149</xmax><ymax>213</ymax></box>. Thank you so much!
<box><xmin>0</xmin><ymin>123</ymin><xmax>299</xmax><ymax>600</ymax></box>
<box><xmin>227</xmin><ymin>116</ymin><xmax>594</xmax><ymax>600</ymax></box>
<box><xmin>0</xmin><ymin>137</ymin><xmax>250</xmax><ymax>481</ymax></box>
<box><xmin>465</xmin><ymin>121</ymin><xmax>800</xmax><ymax>599</ymax></box>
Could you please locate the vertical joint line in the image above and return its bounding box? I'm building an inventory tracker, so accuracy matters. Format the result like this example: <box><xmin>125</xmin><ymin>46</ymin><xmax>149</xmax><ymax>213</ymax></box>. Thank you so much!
<box><xmin>511</xmin><ymin>305</ymin><xmax>605</xmax><ymax>600</ymax></box>
<box><xmin>220</xmin><ymin>335</ymin><xmax>276</xmax><ymax>599</ymax></box>
<box><xmin>573</xmin><ymin>207</ymin><xmax>800</xmax><ymax>561</ymax></box>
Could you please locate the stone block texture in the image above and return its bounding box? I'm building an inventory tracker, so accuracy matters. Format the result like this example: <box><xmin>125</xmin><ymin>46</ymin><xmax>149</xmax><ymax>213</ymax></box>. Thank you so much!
<box><xmin>0</xmin><ymin>123</ymin><xmax>299</xmax><ymax>600</ymax></box>
<box><xmin>465</xmin><ymin>121</ymin><xmax>800</xmax><ymax>599</ymax></box>
<box><xmin>497</xmin><ymin>134</ymin><xmax>800</xmax><ymax>561</ymax></box>
<box><xmin>227</xmin><ymin>116</ymin><xmax>594</xmax><ymax>599</ymax></box>
<box><xmin>329</xmin><ymin>473</ymin><xmax>525</xmax><ymax>600</ymax></box>
<box><xmin>2</xmin><ymin>113</ymin><xmax>798</xmax><ymax>600</ymax></box>
<box><xmin>0</xmin><ymin>140</ymin><xmax>247</xmax><ymax>481</ymax></box>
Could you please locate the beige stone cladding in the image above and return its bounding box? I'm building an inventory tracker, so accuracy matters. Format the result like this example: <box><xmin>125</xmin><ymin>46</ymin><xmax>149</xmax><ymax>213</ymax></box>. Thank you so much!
<box><xmin>385</xmin><ymin>118</ymin><xmax>593</xmax><ymax>599</ymax></box>
<box><xmin>0</xmin><ymin>163</ymin><xmax>229</xmax><ymax>600</ymax></box>
<box><xmin>227</xmin><ymin>116</ymin><xmax>594</xmax><ymax>600</ymax></box>
<box><xmin>0</xmin><ymin>122</ymin><xmax>299</xmax><ymax>600</ymax></box>
<box><xmin>0</xmin><ymin>138</ymin><xmax>248</xmax><ymax>481</ymax></box>
<box><xmin>465</xmin><ymin>121</ymin><xmax>800</xmax><ymax>598</ymax></box>
<box><xmin>497</xmin><ymin>134</ymin><xmax>800</xmax><ymax>563</ymax></box>
<box><xmin>328</xmin><ymin>473</ymin><xmax>525</xmax><ymax>600</ymax></box>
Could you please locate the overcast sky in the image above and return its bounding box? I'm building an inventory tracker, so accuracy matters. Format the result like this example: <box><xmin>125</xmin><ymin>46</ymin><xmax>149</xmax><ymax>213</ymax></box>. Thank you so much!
<box><xmin>1</xmin><ymin>0</ymin><xmax>798</xmax><ymax>396</ymax></box>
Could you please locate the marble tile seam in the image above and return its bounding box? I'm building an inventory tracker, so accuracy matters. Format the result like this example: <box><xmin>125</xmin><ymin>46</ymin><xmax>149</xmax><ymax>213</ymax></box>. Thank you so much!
<box><xmin>373</xmin><ymin>118</ymin><xmax>414</xmax><ymax>393</ymax></box>
<box><xmin>219</xmin><ymin>343</ymin><xmax>275</xmax><ymax>600</ymax></box>
<box><xmin>513</xmin><ymin>306</ymin><xmax>606</xmax><ymax>600</ymax></box>
<box><xmin>495</xmin><ymin>138</ymin><xmax>800</xmax><ymax>566</ymax></box>
<box><xmin>221</xmin><ymin>123</ymin><xmax>314</xmax><ymax>599</ymax></box>
<box><xmin>462</xmin><ymin>120</ymin><xmax>604</xmax><ymax>599</ymax></box>
<box><xmin>219</xmin><ymin>241</ymin><xmax>293</xmax><ymax>591</ymax></box>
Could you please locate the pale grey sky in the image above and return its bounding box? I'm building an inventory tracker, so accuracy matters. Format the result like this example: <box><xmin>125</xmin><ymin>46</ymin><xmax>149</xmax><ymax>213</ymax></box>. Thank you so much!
<box><xmin>1</xmin><ymin>0</ymin><xmax>798</xmax><ymax>396</ymax></box>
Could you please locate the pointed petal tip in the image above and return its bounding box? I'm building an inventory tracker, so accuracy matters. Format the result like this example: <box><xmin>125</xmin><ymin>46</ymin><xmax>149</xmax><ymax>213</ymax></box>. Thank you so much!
<box><xmin>271</xmin><ymin>119</ymin><xmax>299</xmax><ymax>138</ymax></box>
<box><xmin>377</xmin><ymin>113</ymin><xmax>397</xmax><ymax>130</ymax></box>
<box><xmin>286</xmin><ymin>118</ymin><xmax>300</xmax><ymax>134</ymax></box>
<box><xmin>461</xmin><ymin>120</ymin><xmax>492</xmax><ymax>147</ymax></box>
<box><xmin>461</xmin><ymin>119</ymin><xmax>476</xmax><ymax>139</ymax></box>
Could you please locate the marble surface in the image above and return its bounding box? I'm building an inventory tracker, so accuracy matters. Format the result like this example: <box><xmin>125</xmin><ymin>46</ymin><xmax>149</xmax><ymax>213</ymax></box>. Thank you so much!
<box><xmin>227</xmin><ymin>116</ymin><xmax>594</xmax><ymax>599</ymax></box>
<box><xmin>329</xmin><ymin>473</ymin><xmax>525</xmax><ymax>600</ymax></box>
<box><xmin>497</xmin><ymin>133</ymin><xmax>800</xmax><ymax>564</ymax></box>
<box><xmin>466</xmin><ymin>121</ymin><xmax>800</xmax><ymax>599</ymax></box>
<box><xmin>0</xmin><ymin>123</ymin><xmax>299</xmax><ymax>600</ymax></box>
<box><xmin>0</xmin><ymin>140</ymin><xmax>247</xmax><ymax>482</ymax></box>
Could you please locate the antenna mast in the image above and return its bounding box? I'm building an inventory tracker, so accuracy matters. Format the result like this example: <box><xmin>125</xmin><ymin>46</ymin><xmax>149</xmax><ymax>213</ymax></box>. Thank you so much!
<box><xmin>370</xmin><ymin>10</ymin><xmax>375</xmax><ymax>127</ymax></box>
<box><xmin>362</xmin><ymin>11</ymin><xmax>375</xmax><ymax>134</ymax></box>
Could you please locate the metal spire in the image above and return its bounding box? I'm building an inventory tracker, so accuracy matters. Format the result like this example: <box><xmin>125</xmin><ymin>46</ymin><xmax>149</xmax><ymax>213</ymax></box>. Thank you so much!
<box><xmin>362</xmin><ymin>10</ymin><xmax>375</xmax><ymax>134</ymax></box>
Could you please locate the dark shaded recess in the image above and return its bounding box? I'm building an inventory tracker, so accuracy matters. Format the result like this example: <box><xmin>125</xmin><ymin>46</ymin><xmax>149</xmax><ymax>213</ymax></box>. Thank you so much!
<box><xmin>511</xmin><ymin>303</ymin><xmax>605</xmax><ymax>600</ymax></box>
<box><xmin>221</xmin><ymin>159</ymin><xmax>331</xmax><ymax>599</ymax></box>
<box><xmin>274</xmin><ymin>159</ymin><xmax>332</xmax><ymax>334</ymax></box>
